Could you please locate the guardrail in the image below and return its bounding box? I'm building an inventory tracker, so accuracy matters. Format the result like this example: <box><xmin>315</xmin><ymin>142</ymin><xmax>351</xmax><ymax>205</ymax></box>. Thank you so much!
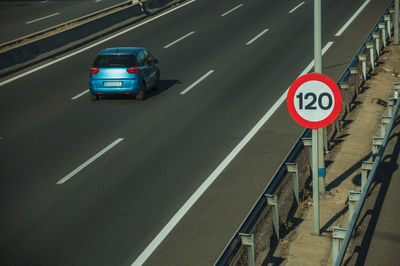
<box><xmin>0</xmin><ymin>0</ymin><xmax>185</xmax><ymax>77</ymax></box>
<box><xmin>215</xmin><ymin>1</ymin><xmax>397</xmax><ymax>265</ymax></box>
<box><xmin>333</xmin><ymin>86</ymin><xmax>399</xmax><ymax>265</ymax></box>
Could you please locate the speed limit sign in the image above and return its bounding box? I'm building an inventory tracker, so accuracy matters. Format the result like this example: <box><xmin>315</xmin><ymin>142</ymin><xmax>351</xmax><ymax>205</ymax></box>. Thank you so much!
<box><xmin>287</xmin><ymin>73</ymin><xmax>342</xmax><ymax>129</ymax></box>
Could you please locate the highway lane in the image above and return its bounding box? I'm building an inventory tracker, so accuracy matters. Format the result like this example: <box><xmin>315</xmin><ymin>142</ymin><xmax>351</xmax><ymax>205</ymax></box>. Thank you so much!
<box><xmin>0</xmin><ymin>0</ymin><xmax>127</xmax><ymax>44</ymax></box>
<box><xmin>0</xmin><ymin>0</ymin><xmax>391</xmax><ymax>265</ymax></box>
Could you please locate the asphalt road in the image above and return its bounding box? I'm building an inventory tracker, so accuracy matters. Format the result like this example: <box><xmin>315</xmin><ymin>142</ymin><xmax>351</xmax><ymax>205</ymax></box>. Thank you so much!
<box><xmin>0</xmin><ymin>0</ymin><xmax>127</xmax><ymax>44</ymax></box>
<box><xmin>0</xmin><ymin>0</ymin><xmax>392</xmax><ymax>265</ymax></box>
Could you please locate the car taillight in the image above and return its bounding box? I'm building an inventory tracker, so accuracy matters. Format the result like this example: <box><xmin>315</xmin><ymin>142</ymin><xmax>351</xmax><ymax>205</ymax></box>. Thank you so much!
<box><xmin>90</xmin><ymin>67</ymin><xmax>99</xmax><ymax>74</ymax></box>
<box><xmin>127</xmin><ymin>67</ymin><xmax>139</xmax><ymax>74</ymax></box>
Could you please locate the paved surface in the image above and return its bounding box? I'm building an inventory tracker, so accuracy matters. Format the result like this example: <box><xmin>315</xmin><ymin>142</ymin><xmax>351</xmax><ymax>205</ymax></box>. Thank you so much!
<box><xmin>0</xmin><ymin>0</ymin><xmax>392</xmax><ymax>265</ymax></box>
<box><xmin>0</xmin><ymin>0</ymin><xmax>126</xmax><ymax>44</ymax></box>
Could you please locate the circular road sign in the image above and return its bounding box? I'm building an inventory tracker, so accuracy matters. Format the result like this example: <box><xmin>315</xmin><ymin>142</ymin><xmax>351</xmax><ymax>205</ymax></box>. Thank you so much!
<box><xmin>287</xmin><ymin>73</ymin><xmax>342</xmax><ymax>129</ymax></box>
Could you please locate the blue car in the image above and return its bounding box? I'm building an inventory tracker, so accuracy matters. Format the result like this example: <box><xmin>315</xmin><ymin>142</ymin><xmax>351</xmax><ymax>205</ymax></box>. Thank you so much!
<box><xmin>89</xmin><ymin>47</ymin><xmax>160</xmax><ymax>101</ymax></box>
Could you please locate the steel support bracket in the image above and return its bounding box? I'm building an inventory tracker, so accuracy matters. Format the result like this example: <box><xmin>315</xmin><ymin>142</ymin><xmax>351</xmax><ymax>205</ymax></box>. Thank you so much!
<box><xmin>332</xmin><ymin>226</ymin><xmax>348</xmax><ymax>265</ymax></box>
<box><xmin>286</xmin><ymin>163</ymin><xmax>300</xmax><ymax>204</ymax></box>
<box><xmin>362</xmin><ymin>161</ymin><xmax>374</xmax><ymax>190</ymax></box>
<box><xmin>349</xmin><ymin>67</ymin><xmax>359</xmax><ymax>96</ymax></box>
<box><xmin>394</xmin><ymin>82</ymin><xmax>400</xmax><ymax>99</ymax></box>
<box><xmin>358</xmin><ymin>54</ymin><xmax>367</xmax><ymax>81</ymax></box>
<box><xmin>265</xmin><ymin>194</ymin><xmax>280</xmax><ymax>241</ymax></box>
<box><xmin>388</xmin><ymin>98</ymin><xmax>397</xmax><ymax>117</ymax></box>
<box><xmin>381</xmin><ymin>116</ymin><xmax>391</xmax><ymax>137</ymax></box>
<box><xmin>340</xmin><ymin>82</ymin><xmax>350</xmax><ymax>112</ymax></box>
<box><xmin>239</xmin><ymin>233</ymin><xmax>255</xmax><ymax>266</ymax></box>
<box><xmin>348</xmin><ymin>190</ymin><xmax>361</xmax><ymax>225</ymax></box>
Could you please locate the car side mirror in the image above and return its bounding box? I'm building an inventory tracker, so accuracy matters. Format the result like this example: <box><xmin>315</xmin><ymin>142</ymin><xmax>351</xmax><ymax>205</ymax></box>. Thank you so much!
<box><xmin>154</xmin><ymin>58</ymin><xmax>159</xmax><ymax>64</ymax></box>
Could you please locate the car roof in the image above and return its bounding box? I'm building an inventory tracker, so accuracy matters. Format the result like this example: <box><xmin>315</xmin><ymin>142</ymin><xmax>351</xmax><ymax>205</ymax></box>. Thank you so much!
<box><xmin>99</xmin><ymin>47</ymin><xmax>144</xmax><ymax>55</ymax></box>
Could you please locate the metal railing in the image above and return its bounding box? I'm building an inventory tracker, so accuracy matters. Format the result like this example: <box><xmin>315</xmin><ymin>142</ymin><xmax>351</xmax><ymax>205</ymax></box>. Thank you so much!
<box><xmin>215</xmin><ymin>1</ymin><xmax>397</xmax><ymax>264</ymax></box>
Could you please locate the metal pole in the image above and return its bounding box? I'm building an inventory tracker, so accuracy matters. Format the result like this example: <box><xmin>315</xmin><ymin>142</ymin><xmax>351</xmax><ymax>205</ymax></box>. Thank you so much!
<box><xmin>312</xmin><ymin>129</ymin><xmax>320</xmax><ymax>235</ymax></box>
<box><xmin>314</xmin><ymin>0</ymin><xmax>325</xmax><ymax>195</ymax></box>
<box><xmin>395</xmin><ymin>0</ymin><xmax>399</xmax><ymax>45</ymax></box>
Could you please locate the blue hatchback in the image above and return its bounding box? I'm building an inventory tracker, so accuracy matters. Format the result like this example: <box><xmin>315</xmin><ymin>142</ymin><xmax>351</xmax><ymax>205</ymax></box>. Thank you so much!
<box><xmin>89</xmin><ymin>47</ymin><xmax>160</xmax><ymax>101</ymax></box>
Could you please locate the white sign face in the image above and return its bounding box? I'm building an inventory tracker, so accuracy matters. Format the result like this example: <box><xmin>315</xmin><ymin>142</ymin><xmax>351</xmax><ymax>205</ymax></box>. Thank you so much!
<box><xmin>286</xmin><ymin>73</ymin><xmax>342</xmax><ymax>129</ymax></box>
<box><xmin>294</xmin><ymin>80</ymin><xmax>335</xmax><ymax>122</ymax></box>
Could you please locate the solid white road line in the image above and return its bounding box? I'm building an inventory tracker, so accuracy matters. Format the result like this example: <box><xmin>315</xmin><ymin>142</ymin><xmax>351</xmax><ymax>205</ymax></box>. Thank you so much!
<box><xmin>0</xmin><ymin>0</ymin><xmax>196</xmax><ymax>88</ymax></box>
<box><xmin>220</xmin><ymin>4</ymin><xmax>243</xmax><ymax>17</ymax></box>
<box><xmin>164</xmin><ymin>31</ymin><xmax>195</xmax><ymax>48</ymax></box>
<box><xmin>246</xmin><ymin>29</ymin><xmax>269</xmax><ymax>45</ymax></box>
<box><xmin>180</xmin><ymin>70</ymin><xmax>214</xmax><ymax>94</ymax></box>
<box><xmin>335</xmin><ymin>0</ymin><xmax>371</xmax><ymax>36</ymax></box>
<box><xmin>71</xmin><ymin>89</ymin><xmax>89</xmax><ymax>100</ymax></box>
<box><xmin>131</xmin><ymin>41</ymin><xmax>334</xmax><ymax>266</ymax></box>
<box><xmin>40</xmin><ymin>1</ymin><xmax>49</xmax><ymax>3</ymax></box>
<box><xmin>26</xmin><ymin>12</ymin><xmax>60</xmax><ymax>24</ymax></box>
<box><xmin>56</xmin><ymin>138</ymin><xmax>124</xmax><ymax>184</ymax></box>
<box><xmin>289</xmin><ymin>1</ymin><xmax>305</xmax><ymax>14</ymax></box>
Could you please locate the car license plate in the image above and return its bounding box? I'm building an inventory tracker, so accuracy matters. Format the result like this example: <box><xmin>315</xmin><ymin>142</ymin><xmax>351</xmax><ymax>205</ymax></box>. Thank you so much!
<box><xmin>105</xmin><ymin>81</ymin><xmax>122</xmax><ymax>86</ymax></box>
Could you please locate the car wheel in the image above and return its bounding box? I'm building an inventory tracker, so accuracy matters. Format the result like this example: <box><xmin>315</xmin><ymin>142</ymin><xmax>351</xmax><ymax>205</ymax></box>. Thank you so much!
<box><xmin>136</xmin><ymin>82</ymin><xmax>146</xmax><ymax>101</ymax></box>
<box><xmin>153</xmin><ymin>73</ymin><xmax>160</xmax><ymax>91</ymax></box>
<box><xmin>91</xmin><ymin>94</ymin><xmax>99</xmax><ymax>101</ymax></box>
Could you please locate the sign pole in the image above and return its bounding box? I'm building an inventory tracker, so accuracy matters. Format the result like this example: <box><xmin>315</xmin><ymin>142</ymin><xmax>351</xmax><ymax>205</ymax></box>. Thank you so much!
<box><xmin>313</xmin><ymin>0</ymin><xmax>322</xmax><ymax>235</ymax></box>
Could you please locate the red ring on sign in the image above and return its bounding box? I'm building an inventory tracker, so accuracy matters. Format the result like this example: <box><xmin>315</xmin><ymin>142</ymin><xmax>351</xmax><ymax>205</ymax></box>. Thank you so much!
<box><xmin>286</xmin><ymin>73</ymin><xmax>342</xmax><ymax>129</ymax></box>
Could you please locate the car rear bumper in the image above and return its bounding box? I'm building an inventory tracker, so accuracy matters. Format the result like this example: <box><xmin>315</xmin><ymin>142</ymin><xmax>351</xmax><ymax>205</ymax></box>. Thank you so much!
<box><xmin>89</xmin><ymin>79</ymin><xmax>140</xmax><ymax>94</ymax></box>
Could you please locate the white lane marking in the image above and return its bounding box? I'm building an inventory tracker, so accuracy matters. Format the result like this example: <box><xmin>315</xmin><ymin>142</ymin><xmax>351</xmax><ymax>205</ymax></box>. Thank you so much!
<box><xmin>40</xmin><ymin>1</ymin><xmax>49</xmax><ymax>3</ymax></box>
<box><xmin>220</xmin><ymin>4</ymin><xmax>243</xmax><ymax>17</ymax></box>
<box><xmin>71</xmin><ymin>89</ymin><xmax>89</xmax><ymax>100</ymax></box>
<box><xmin>131</xmin><ymin>41</ymin><xmax>334</xmax><ymax>266</ymax></box>
<box><xmin>180</xmin><ymin>70</ymin><xmax>214</xmax><ymax>95</ymax></box>
<box><xmin>0</xmin><ymin>0</ymin><xmax>196</xmax><ymax>88</ymax></box>
<box><xmin>56</xmin><ymin>138</ymin><xmax>124</xmax><ymax>184</ymax></box>
<box><xmin>335</xmin><ymin>0</ymin><xmax>370</xmax><ymax>36</ymax></box>
<box><xmin>163</xmin><ymin>31</ymin><xmax>195</xmax><ymax>48</ymax></box>
<box><xmin>95</xmin><ymin>0</ymin><xmax>102</xmax><ymax>2</ymax></box>
<box><xmin>289</xmin><ymin>1</ymin><xmax>305</xmax><ymax>14</ymax></box>
<box><xmin>246</xmin><ymin>29</ymin><xmax>269</xmax><ymax>45</ymax></box>
<box><xmin>26</xmin><ymin>12</ymin><xmax>60</xmax><ymax>24</ymax></box>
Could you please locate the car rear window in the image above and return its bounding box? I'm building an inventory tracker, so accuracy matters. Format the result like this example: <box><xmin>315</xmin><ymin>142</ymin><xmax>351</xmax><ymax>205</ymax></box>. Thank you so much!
<box><xmin>93</xmin><ymin>55</ymin><xmax>136</xmax><ymax>68</ymax></box>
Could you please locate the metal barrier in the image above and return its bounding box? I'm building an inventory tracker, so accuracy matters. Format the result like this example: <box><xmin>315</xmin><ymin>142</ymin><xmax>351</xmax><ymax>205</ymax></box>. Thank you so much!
<box><xmin>215</xmin><ymin>1</ymin><xmax>397</xmax><ymax>264</ymax></box>
<box><xmin>333</xmin><ymin>90</ymin><xmax>400</xmax><ymax>266</ymax></box>
<box><xmin>214</xmin><ymin>128</ymin><xmax>311</xmax><ymax>265</ymax></box>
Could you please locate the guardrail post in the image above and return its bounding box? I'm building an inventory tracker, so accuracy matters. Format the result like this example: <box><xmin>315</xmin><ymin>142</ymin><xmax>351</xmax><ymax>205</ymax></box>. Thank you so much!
<box><xmin>302</xmin><ymin>137</ymin><xmax>313</xmax><ymax>170</ymax></box>
<box><xmin>239</xmin><ymin>233</ymin><xmax>255</xmax><ymax>266</ymax></box>
<box><xmin>358</xmin><ymin>54</ymin><xmax>367</xmax><ymax>81</ymax></box>
<box><xmin>286</xmin><ymin>163</ymin><xmax>300</xmax><ymax>204</ymax></box>
<box><xmin>332</xmin><ymin>226</ymin><xmax>348</xmax><ymax>265</ymax></box>
<box><xmin>373</xmin><ymin>32</ymin><xmax>380</xmax><ymax>57</ymax></box>
<box><xmin>366</xmin><ymin>42</ymin><xmax>375</xmax><ymax>70</ymax></box>
<box><xmin>265</xmin><ymin>194</ymin><xmax>280</xmax><ymax>241</ymax></box>
<box><xmin>340</xmin><ymin>82</ymin><xmax>350</xmax><ymax>113</ymax></box>
<box><xmin>388</xmin><ymin>98</ymin><xmax>397</xmax><ymax>117</ymax></box>
<box><xmin>394</xmin><ymin>82</ymin><xmax>400</xmax><ymax>99</ymax></box>
<box><xmin>361</xmin><ymin>161</ymin><xmax>373</xmax><ymax>190</ymax></box>
<box><xmin>385</xmin><ymin>14</ymin><xmax>392</xmax><ymax>39</ymax></box>
<box><xmin>372</xmin><ymin>136</ymin><xmax>384</xmax><ymax>159</ymax></box>
<box><xmin>348</xmin><ymin>190</ymin><xmax>361</xmax><ymax>225</ymax></box>
<box><xmin>349</xmin><ymin>68</ymin><xmax>359</xmax><ymax>97</ymax></box>
<box><xmin>379</xmin><ymin>23</ymin><xmax>387</xmax><ymax>48</ymax></box>
<box><xmin>381</xmin><ymin>116</ymin><xmax>391</xmax><ymax>137</ymax></box>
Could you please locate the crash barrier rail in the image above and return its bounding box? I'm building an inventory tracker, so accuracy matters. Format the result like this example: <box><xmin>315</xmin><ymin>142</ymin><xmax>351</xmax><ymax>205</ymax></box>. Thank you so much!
<box><xmin>333</xmin><ymin>86</ymin><xmax>400</xmax><ymax>266</ymax></box>
<box><xmin>0</xmin><ymin>0</ymin><xmax>183</xmax><ymax>76</ymax></box>
<box><xmin>215</xmin><ymin>1</ymin><xmax>397</xmax><ymax>265</ymax></box>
